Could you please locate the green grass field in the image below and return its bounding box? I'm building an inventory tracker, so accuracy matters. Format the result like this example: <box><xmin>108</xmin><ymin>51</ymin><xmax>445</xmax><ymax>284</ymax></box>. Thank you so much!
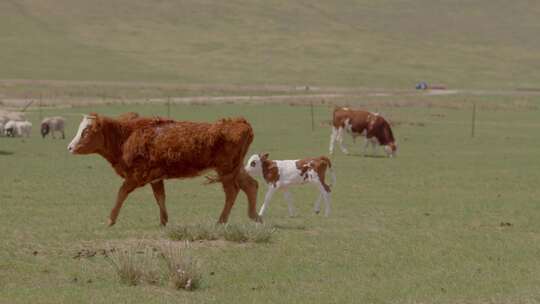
<box><xmin>2</xmin><ymin>100</ymin><xmax>540</xmax><ymax>303</ymax></box>
<box><xmin>2</xmin><ymin>1</ymin><xmax>540</xmax><ymax>302</ymax></box>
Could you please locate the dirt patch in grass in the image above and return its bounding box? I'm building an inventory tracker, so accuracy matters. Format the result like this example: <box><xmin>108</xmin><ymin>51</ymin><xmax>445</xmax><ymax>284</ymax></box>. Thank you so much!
<box><xmin>72</xmin><ymin>237</ymin><xmax>250</xmax><ymax>260</ymax></box>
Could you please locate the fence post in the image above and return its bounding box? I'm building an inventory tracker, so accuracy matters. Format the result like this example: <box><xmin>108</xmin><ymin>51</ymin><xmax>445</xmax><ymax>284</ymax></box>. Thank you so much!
<box><xmin>471</xmin><ymin>102</ymin><xmax>476</xmax><ymax>138</ymax></box>
<box><xmin>310</xmin><ymin>102</ymin><xmax>315</xmax><ymax>131</ymax></box>
<box><xmin>39</xmin><ymin>93</ymin><xmax>43</xmax><ymax>122</ymax></box>
<box><xmin>167</xmin><ymin>96</ymin><xmax>171</xmax><ymax>118</ymax></box>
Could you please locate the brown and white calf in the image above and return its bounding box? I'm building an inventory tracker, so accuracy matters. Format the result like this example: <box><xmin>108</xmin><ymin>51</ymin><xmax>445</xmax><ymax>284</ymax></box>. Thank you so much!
<box><xmin>245</xmin><ymin>153</ymin><xmax>335</xmax><ymax>217</ymax></box>
<box><xmin>329</xmin><ymin>107</ymin><xmax>397</xmax><ymax>157</ymax></box>
<box><xmin>67</xmin><ymin>113</ymin><xmax>260</xmax><ymax>226</ymax></box>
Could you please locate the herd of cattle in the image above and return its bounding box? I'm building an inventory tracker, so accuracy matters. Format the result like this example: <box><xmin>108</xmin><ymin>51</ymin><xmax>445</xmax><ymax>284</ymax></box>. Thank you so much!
<box><xmin>64</xmin><ymin>106</ymin><xmax>397</xmax><ymax>226</ymax></box>
<box><xmin>0</xmin><ymin>111</ymin><xmax>66</xmax><ymax>139</ymax></box>
<box><xmin>2</xmin><ymin>107</ymin><xmax>397</xmax><ymax>225</ymax></box>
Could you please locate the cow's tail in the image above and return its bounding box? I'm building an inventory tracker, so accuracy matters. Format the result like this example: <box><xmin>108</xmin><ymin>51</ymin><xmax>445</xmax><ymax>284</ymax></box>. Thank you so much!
<box><xmin>332</xmin><ymin>106</ymin><xmax>342</xmax><ymax>122</ymax></box>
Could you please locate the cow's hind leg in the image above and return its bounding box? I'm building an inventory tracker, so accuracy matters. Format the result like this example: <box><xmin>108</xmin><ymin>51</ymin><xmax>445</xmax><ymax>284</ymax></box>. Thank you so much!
<box><xmin>218</xmin><ymin>178</ymin><xmax>240</xmax><ymax>224</ymax></box>
<box><xmin>237</xmin><ymin>169</ymin><xmax>262</xmax><ymax>222</ymax></box>
<box><xmin>151</xmin><ymin>180</ymin><xmax>168</xmax><ymax>226</ymax></box>
<box><xmin>329</xmin><ymin>127</ymin><xmax>337</xmax><ymax>154</ymax></box>
<box><xmin>109</xmin><ymin>181</ymin><xmax>137</xmax><ymax>226</ymax></box>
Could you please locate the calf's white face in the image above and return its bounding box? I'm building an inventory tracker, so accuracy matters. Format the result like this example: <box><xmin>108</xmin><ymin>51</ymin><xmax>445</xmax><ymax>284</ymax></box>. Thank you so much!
<box><xmin>67</xmin><ymin>116</ymin><xmax>94</xmax><ymax>153</ymax></box>
<box><xmin>245</xmin><ymin>154</ymin><xmax>263</xmax><ymax>177</ymax></box>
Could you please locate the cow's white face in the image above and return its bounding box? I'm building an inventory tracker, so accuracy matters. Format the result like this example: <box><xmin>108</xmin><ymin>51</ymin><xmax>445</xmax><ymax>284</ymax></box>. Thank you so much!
<box><xmin>67</xmin><ymin>115</ymin><xmax>99</xmax><ymax>154</ymax></box>
<box><xmin>384</xmin><ymin>142</ymin><xmax>398</xmax><ymax>157</ymax></box>
<box><xmin>245</xmin><ymin>154</ymin><xmax>264</xmax><ymax>177</ymax></box>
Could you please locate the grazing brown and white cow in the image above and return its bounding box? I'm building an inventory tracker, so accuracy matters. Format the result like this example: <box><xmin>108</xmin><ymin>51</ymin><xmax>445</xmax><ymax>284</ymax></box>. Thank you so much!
<box><xmin>245</xmin><ymin>153</ymin><xmax>335</xmax><ymax>217</ymax></box>
<box><xmin>41</xmin><ymin>117</ymin><xmax>65</xmax><ymax>139</ymax></box>
<box><xmin>329</xmin><ymin>107</ymin><xmax>397</xmax><ymax>157</ymax></box>
<box><xmin>67</xmin><ymin>113</ymin><xmax>260</xmax><ymax>226</ymax></box>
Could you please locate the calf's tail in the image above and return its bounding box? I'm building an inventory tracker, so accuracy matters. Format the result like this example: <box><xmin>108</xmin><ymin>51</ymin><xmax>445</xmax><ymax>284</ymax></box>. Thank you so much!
<box><xmin>321</xmin><ymin>156</ymin><xmax>336</xmax><ymax>187</ymax></box>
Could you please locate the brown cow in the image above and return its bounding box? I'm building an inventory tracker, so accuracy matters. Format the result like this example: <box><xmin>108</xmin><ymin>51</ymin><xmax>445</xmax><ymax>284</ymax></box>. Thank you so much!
<box><xmin>329</xmin><ymin>107</ymin><xmax>397</xmax><ymax>157</ymax></box>
<box><xmin>67</xmin><ymin>113</ymin><xmax>260</xmax><ymax>226</ymax></box>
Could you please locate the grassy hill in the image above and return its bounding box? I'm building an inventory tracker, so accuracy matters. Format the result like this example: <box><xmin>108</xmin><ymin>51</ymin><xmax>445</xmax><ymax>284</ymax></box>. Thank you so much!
<box><xmin>1</xmin><ymin>0</ymin><xmax>540</xmax><ymax>89</ymax></box>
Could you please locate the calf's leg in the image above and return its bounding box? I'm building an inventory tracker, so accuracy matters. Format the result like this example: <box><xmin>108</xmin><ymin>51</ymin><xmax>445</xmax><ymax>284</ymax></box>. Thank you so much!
<box><xmin>109</xmin><ymin>181</ymin><xmax>137</xmax><ymax>226</ymax></box>
<box><xmin>259</xmin><ymin>186</ymin><xmax>277</xmax><ymax>217</ymax></box>
<box><xmin>151</xmin><ymin>180</ymin><xmax>168</xmax><ymax>226</ymax></box>
<box><xmin>313</xmin><ymin>193</ymin><xmax>322</xmax><ymax>214</ymax></box>
<box><xmin>316</xmin><ymin>182</ymin><xmax>332</xmax><ymax>217</ymax></box>
<box><xmin>283</xmin><ymin>189</ymin><xmax>296</xmax><ymax>217</ymax></box>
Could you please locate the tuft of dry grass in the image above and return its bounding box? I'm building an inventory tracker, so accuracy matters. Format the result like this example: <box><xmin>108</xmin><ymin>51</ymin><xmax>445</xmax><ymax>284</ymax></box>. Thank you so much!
<box><xmin>107</xmin><ymin>247</ymin><xmax>148</xmax><ymax>286</ymax></box>
<box><xmin>106</xmin><ymin>244</ymin><xmax>200</xmax><ymax>290</ymax></box>
<box><xmin>166</xmin><ymin>222</ymin><xmax>274</xmax><ymax>243</ymax></box>
<box><xmin>159</xmin><ymin>245</ymin><xmax>201</xmax><ymax>291</ymax></box>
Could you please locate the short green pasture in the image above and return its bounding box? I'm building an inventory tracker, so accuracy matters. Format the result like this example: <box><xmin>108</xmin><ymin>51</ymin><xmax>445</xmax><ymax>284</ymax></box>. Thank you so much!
<box><xmin>1</xmin><ymin>100</ymin><xmax>540</xmax><ymax>303</ymax></box>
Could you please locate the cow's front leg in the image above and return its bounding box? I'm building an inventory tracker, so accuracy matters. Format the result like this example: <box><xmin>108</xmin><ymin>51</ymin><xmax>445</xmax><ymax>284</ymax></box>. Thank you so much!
<box><xmin>258</xmin><ymin>186</ymin><xmax>277</xmax><ymax>217</ymax></box>
<box><xmin>108</xmin><ymin>181</ymin><xmax>137</xmax><ymax>226</ymax></box>
<box><xmin>283</xmin><ymin>189</ymin><xmax>296</xmax><ymax>217</ymax></box>
<box><xmin>371</xmin><ymin>138</ymin><xmax>378</xmax><ymax>156</ymax></box>
<box><xmin>151</xmin><ymin>180</ymin><xmax>168</xmax><ymax>226</ymax></box>
<box><xmin>363</xmin><ymin>137</ymin><xmax>370</xmax><ymax>156</ymax></box>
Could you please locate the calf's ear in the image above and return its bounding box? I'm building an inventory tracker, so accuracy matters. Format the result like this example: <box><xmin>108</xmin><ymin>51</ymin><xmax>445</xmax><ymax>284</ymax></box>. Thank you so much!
<box><xmin>260</xmin><ymin>153</ymin><xmax>270</xmax><ymax>160</ymax></box>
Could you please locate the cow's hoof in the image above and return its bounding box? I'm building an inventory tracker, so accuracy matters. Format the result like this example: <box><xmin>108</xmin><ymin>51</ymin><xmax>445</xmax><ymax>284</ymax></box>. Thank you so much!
<box><xmin>253</xmin><ymin>215</ymin><xmax>263</xmax><ymax>223</ymax></box>
<box><xmin>107</xmin><ymin>219</ymin><xmax>116</xmax><ymax>227</ymax></box>
<box><xmin>315</xmin><ymin>210</ymin><xmax>320</xmax><ymax>215</ymax></box>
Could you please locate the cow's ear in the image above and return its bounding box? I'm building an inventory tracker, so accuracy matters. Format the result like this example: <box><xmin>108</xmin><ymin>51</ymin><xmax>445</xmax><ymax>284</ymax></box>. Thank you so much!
<box><xmin>261</xmin><ymin>153</ymin><xmax>269</xmax><ymax>160</ymax></box>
